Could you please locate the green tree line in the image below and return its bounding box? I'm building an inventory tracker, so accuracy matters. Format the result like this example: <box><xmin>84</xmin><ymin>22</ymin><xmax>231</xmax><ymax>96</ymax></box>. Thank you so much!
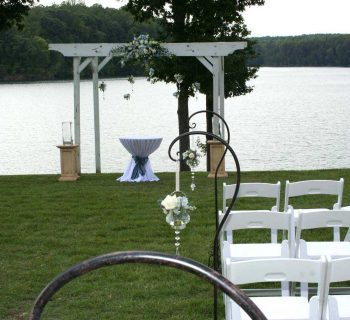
<box><xmin>0</xmin><ymin>3</ymin><xmax>161</xmax><ymax>81</ymax></box>
<box><xmin>251</xmin><ymin>34</ymin><xmax>350</xmax><ymax>67</ymax></box>
<box><xmin>0</xmin><ymin>4</ymin><xmax>349</xmax><ymax>82</ymax></box>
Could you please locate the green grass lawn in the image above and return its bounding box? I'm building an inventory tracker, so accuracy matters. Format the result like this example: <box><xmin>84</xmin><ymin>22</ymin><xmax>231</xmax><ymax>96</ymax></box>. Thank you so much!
<box><xmin>1</xmin><ymin>169</ymin><xmax>349</xmax><ymax>319</ymax></box>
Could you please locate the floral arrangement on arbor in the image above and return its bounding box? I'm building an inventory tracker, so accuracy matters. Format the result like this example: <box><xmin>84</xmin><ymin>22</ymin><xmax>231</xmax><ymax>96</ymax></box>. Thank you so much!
<box><xmin>196</xmin><ymin>137</ymin><xmax>207</xmax><ymax>155</ymax></box>
<box><xmin>111</xmin><ymin>34</ymin><xmax>166</xmax><ymax>67</ymax></box>
<box><xmin>110</xmin><ymin>34</ymin><xmax>201</xmax><ymax>100</ymax></box>
<box><xmin>110</xmin><ymin>34</ymin><xmax>168</xmax><ymax>99</ymax></box>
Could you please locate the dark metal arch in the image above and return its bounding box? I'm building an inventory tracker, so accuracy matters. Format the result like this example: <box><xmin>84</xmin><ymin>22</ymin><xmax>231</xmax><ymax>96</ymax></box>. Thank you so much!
<box><xmin>187</xmin><ymin>110</ymin><xmax>231</xmax><ymax>231</ymax></box>
<box><xmin>168</xmin><ymin>110</ymin><xmax>240</xmax><ymax>320</ymax></box>
<box><xmin>168</xmin><ymin>130</ymin><xmax>240</xmax><ymax>269</ymax></box>
<box><xmin>29</xmin><ymin>251</ymin><xmax>266</xmax><ymax>320</ymax></box>
<box><xmin>187</xmin><ymin>110</ymin><xmax>231</xmax><ymax>144</ymax></box>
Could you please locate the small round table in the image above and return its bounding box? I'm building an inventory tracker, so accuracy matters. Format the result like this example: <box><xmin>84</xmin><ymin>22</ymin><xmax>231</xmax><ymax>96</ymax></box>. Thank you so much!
<box><xmin>117</xmin><ymin>135</ymin><xmax>163</xmax><ymax>182</ymax></box>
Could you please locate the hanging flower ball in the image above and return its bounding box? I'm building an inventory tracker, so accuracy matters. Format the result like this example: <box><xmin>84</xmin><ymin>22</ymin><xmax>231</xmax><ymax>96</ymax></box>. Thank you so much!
<box><xmin>174</xmin><ymin>73</ymin><xmax>184</xmax><ymax>84</ymax></box>
<box><xmin>149</xmin><ymin>68</ymin><xmax>155</xmax><ymax>77</ymax></box>
<box><xmin>192</xmin><ymin>82</ymin><xmax>200</xmax><ymax>92</ymax></box>
<box><xmin>128</xmin><ymin>75</ymin><xmax>135</xmax><ymax>84</ymax></box>
<box><xmin>98</xmin><ymin>81</ymin><xmax>106</xmax><ymax>92</ymax></box>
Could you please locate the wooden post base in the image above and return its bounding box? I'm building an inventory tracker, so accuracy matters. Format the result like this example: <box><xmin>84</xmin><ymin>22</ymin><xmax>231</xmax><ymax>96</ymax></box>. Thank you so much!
<box><xmin>207</xmin><ymin>140</ymin><xmax>228</xmax><ymax>178</ymax></box>
<box><xmin>57</xmin><ymin>145</ymin><xmax>80</xmax><ymax>181</ymax></box>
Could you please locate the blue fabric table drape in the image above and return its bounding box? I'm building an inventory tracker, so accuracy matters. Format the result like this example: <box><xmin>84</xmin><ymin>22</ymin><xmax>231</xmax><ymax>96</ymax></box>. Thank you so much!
<box><xmin>131</xmin><ymin>156</ymin><xmax>148</xmax><ymax>179</ymax></box>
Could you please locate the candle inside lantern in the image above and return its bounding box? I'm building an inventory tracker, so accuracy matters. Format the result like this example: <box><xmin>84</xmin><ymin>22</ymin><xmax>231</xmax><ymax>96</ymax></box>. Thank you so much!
<box><xmin>62</xmin><ymin>121</ymin><xmax>73</xmax><ymax>145</ymax></box>
<box><xmin>175</xmin><ymin>159</ymin><xmax>180</xmax><ymax>191</ymax></box>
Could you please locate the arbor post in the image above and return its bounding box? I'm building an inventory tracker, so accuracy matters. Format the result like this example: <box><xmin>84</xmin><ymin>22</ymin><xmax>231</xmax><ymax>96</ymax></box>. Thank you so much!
<box><xmin>92</xmin><ymin>57</ymin><xmax>101</xmax><ymax>173</ymax></box>
<box><xmin>73</xmin><ymin>57</ymin><xmax>81</xmax><ymax>174</ymax></box>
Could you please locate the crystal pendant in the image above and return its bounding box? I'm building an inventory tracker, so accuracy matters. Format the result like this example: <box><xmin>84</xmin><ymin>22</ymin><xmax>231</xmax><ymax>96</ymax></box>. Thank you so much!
<box><xmin>190</xmin><ymin>171</ymin><xmax>196</xmax><ymax>191</ymax></box>
<box><xmin>165</xmin><ymin>207</ymin><xmax>191</xmax><ymax>255</ymax></box>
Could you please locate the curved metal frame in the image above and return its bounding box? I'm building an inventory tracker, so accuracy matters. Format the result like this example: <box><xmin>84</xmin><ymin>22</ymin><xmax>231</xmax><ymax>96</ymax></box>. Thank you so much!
<box><xmin>29</xmin><ymin>251</ymin><xmax>266</xmax><ymax>320</ymax></box>
<box><xmin>168</xmin><ymin>110</ymin><xmax>240</xmax><ymax>320</ymax></box>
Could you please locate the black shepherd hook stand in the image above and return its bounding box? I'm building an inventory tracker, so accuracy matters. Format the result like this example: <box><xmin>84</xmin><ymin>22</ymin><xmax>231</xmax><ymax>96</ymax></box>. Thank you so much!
<box><xmin>168</xmin><ymin>110</ymin><xmax>241</xmax><ymax>320</ymax></box>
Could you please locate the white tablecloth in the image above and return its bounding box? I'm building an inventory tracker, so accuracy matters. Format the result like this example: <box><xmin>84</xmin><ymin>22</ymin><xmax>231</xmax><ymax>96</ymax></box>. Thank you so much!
<box><xmin>117</xmin><ymin>135</ymin><xmax>163</xmax><ymax>182</ymax></box>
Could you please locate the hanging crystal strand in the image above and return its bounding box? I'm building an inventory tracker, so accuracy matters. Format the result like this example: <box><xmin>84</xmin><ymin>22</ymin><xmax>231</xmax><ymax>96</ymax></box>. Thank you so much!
<box><xmin>189</xmin><ymin>128</ymin><xmax>196</xmax><ymax>190</ymax></box>
<box><xmin>174</xmin><ymin>230</ymin><xmax>181</xmax><ymax>255</ymax></box>
<box><xmin>190</xmin><ymin>171</ymin><xmax>196</xmax><ymax>191</ymax></box>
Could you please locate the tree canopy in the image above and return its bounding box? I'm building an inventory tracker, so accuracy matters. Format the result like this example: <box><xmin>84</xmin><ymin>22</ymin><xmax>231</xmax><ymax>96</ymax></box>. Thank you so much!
<box><xmin>0</xmin><ymin>3</ymin><xmax>161</xmax><ymax>81</ymax></box>
<box><xmin>0</xmin><ymin>0</ymin><xmax>38</xmax><ymax>31</ymax></box>
<box><xmin>126</xmin><ymin>0</ymin><xmax>264</xmax><ymax>98</ymax></box>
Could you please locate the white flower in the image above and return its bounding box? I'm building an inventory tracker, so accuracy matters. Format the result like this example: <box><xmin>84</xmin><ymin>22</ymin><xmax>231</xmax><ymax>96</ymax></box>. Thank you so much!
<box><xmin>179</xmin><ymin>196</ymin><xmax>188</xmax><ymax>207</ymax></box>
<box><xmin>188</xmin><ymin>152</ymin><xmax>195</xmax><ymax>159</ymax></box>
<box><xmin>192</xmin><ymin>82</ymin><xmax>200</xmax><ymax>91</ymax></box>
<box><xmin>174</xmin><ymin>73</ymin><xmax>183</xmax><ymax>84</ymax></box>
<box><xmin>161</xmin><ymin>194</ymin><xmax>178</xmax><ymax>210</ymax></box>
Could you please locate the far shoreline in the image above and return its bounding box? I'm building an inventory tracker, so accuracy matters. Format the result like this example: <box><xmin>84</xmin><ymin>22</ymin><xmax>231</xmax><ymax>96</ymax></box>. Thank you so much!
<box><xmin>1</xmin><ymin>66</ymin><xmax>349</xmax><ymax>85</ymax></box>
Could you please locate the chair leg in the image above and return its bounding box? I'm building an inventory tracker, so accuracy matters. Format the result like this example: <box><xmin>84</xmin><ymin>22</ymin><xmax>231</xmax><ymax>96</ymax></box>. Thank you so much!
<box><xmin>334</xmin><ymin>227</ymin><xmax>340</xmax><ymax>242</ymax></box>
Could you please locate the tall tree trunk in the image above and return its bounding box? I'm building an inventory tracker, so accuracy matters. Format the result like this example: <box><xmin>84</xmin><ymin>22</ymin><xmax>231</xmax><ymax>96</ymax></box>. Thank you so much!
<box><xmin>206</xmin><ymin>93</ymin><xmax>213</xmax><ymax>171</ymax></box>
<box><xmin>178</xmin><ymin>85</ymin><xmax>190</xmax><ymax>171</ymax></box>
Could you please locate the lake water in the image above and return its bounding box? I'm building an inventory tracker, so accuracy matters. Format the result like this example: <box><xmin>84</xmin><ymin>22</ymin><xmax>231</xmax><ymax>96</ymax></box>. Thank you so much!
<box><xmin>0</xmin><ymin>67</ymin><xmax>349</xmax><ymax>175</ymax></box>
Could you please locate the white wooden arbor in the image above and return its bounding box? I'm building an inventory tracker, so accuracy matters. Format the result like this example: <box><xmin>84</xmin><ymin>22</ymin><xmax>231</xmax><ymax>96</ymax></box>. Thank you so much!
<box><xmin>49</xmin><ymin>42</ymin><xmax>247</xmax><ymax>173</ymax></box>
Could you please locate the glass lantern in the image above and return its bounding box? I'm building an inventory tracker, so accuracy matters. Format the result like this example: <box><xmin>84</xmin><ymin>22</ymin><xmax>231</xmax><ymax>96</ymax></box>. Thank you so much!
<box><xmin>62</xmin><ymin>121</ymin><xmax>73</xmax><ymax>145</ymax></box>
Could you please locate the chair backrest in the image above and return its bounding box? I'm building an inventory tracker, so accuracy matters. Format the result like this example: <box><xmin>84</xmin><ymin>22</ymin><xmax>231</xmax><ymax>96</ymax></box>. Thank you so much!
<box><xmin>322</xmin><ymin>257</ymin><xmax>350</xmax><ymax>320</ymax></box>
<box><xmin>219</xmin><ymin>210</ymin><xmax>291</xmax><ymax>232</ymax></box>
<box><xmin>218</xmin><ymin>210</ymin><xmax>295</xmax><ymax>255</ymax></box>
<box><xmin>295</xmin><ymin>210</ymin><xmax>350</xmax><ymax>249</ymax></box>
<box><xmin>284</xmin><ymin>179</ymin><xmax>344</xmax><ymax>212</ymax></box>
<box><xmin>226</xmin><ymin>257</ymin><xmax>328</xmax><ymax>302</ymax></box>
<box><xmin>327</xmin><ymin>256</ymin><xmax>350</xmax><ymax>283</ymax></box>
<box><xmin>223</xmin><ymin>182</ymin><xmax>281</xmax><ymax>213</ymax></box>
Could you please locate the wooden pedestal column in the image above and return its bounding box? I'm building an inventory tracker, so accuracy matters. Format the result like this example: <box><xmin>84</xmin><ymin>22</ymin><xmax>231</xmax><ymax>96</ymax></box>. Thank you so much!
<box><xmin>57</xmin><ymin>145</ymin><xmax>80</xmax><ymax>181</ymax></box>
<box><xmin>207</xmin><ymin>140</ymin><xmax>228</xmax><ymax>178</ymax></box>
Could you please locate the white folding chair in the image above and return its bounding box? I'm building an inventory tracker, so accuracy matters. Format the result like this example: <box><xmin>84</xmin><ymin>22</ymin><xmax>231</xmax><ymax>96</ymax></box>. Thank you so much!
<box><xmin>223</xmin><ymin>182</ymin><xmax>281</xmax><ymax>243</ymax></box>
<box><xmin>341</xmin><ymin>204</ymin><xmax>350</xmax><ymax>241</ymax></box>
<box><xmin>284</xmin><ymin>179</ymin><xmax>344</xmax><ymax>240</ymax></box>
<box><xmin>324</xmin><ymin>257</ymin><xmax>350</xmax><ymax>320</ymax></box>
<box><xmin>219</xmin><ymin>210</ymin><xmax>295</xmax><ymax>291</ymax></box>
<box><xmin>296</xmin><ymin>210</ymin><xmax>350</xmax><ymax>260</ymax></box>
<box><xmin>225</xmin><ymin>257</ymin><xmax>328</xmax><ymax>320</ymax></box>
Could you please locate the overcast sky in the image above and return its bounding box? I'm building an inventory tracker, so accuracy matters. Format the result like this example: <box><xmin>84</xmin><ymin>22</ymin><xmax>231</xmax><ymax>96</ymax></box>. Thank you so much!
<box><xmin>37</xmin><ymin>0</ymin><xmax>350</xmax><ymax>37</ymax></box>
